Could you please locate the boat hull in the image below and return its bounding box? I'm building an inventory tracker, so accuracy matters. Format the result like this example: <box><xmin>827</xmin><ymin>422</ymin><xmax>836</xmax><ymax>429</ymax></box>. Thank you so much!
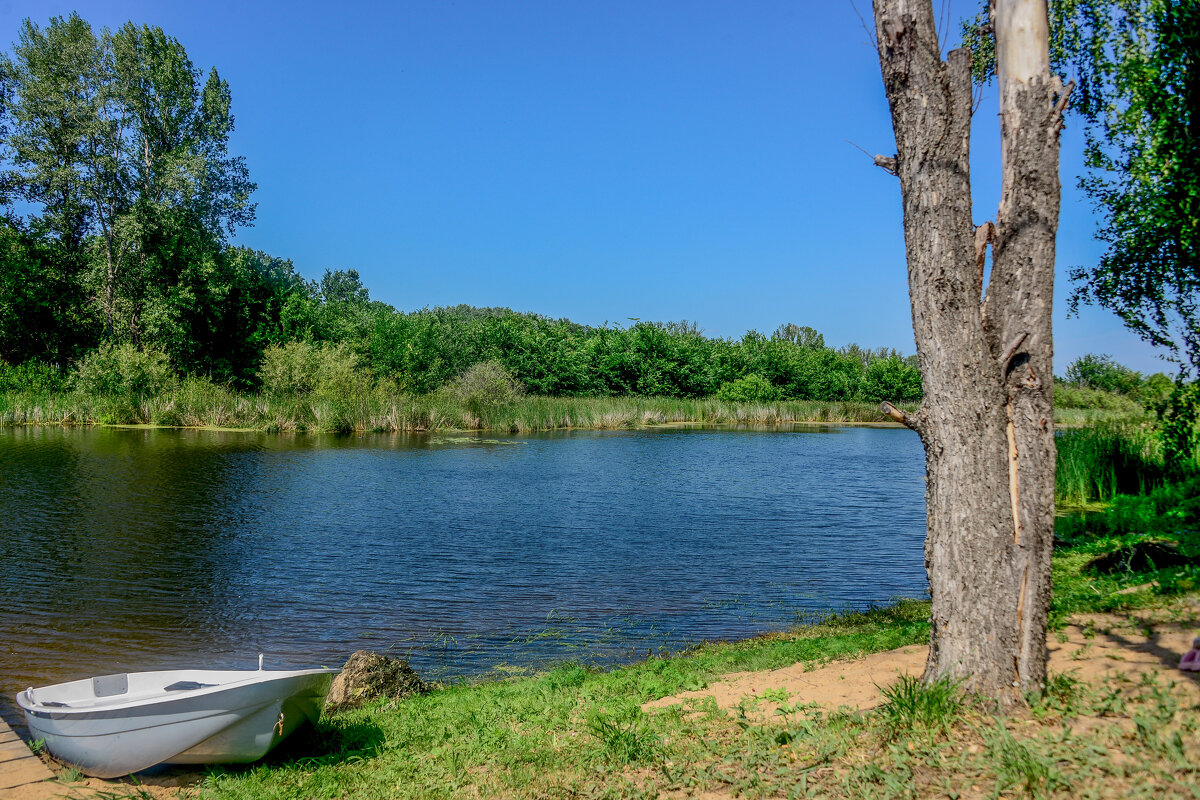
<box><xmin>17</xmin><ymin>668</ymin><xmax>336</xmax><ymax>778</ymax></box>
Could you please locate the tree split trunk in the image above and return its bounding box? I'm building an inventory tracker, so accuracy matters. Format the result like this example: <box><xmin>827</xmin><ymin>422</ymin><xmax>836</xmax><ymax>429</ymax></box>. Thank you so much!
<box><xmin>872</xmin><ymin>0</ymin><xmax>1066</xmax><ymax>704</ymax></box>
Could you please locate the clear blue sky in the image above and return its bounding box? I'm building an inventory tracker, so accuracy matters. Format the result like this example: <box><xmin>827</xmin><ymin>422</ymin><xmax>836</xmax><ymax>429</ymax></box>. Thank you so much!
<box><xmin>2</xmin><ymin>0</ymin><xmax>1167</xmax><ymax>374</ymax></box>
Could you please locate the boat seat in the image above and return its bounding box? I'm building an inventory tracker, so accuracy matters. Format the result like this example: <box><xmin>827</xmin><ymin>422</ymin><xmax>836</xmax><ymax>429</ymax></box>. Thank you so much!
<box><xmin>163</xmin><ymin>681</ymin><xmax>216</xmax><ymax>691</ymax></box>
<box><xmin>93</xmin><ymin>674</ymin><xmax>128</xmax><ymax>698</ymax></box>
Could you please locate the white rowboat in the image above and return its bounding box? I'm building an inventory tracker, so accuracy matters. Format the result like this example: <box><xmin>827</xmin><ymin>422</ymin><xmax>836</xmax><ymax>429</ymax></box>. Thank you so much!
<box><xmin>16</xmin><ymin>664</ymin><xmax>338</xmax><ymax>778</ymax></box>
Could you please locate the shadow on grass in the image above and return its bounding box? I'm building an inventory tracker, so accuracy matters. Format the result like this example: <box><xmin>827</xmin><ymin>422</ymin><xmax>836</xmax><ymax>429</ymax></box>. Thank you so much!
<box><xmin>255</xmin><ymin>716</ymin><xmax>386</xmax><ymax>770</ymax></box>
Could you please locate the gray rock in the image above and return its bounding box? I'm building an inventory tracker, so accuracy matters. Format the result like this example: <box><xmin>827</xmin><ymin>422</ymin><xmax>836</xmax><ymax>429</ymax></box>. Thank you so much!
<box><xmin>325</xmin><ymin>650</ymin><xmax>426</xmax><ymax>712</ymax></box>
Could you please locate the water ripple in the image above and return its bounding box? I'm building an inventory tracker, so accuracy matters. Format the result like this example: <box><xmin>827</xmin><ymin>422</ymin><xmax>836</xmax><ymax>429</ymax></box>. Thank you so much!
<box><xmin>0</xmin><ymin>425</ymin><xmax>927</xmax><ymax>702</ymax></box>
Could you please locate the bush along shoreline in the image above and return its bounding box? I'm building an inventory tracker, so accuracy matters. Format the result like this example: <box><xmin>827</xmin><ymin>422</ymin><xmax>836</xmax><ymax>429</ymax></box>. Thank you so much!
<box><xmin>0</xmin><ymin>341</ymin><xmax>1155</xmax><ymax>434</ymax></box>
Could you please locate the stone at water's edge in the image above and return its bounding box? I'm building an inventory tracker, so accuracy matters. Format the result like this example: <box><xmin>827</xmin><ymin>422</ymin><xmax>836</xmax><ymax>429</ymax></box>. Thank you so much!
<box><xmin>325</xmin><ymin>650</ymin><xmax>427</xmax><ymax>712</ymax></box>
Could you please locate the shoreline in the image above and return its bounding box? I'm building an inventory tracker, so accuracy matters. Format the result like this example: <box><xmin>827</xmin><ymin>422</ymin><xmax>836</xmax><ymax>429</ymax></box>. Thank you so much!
<box><xmin>22</xmin><ymin>590</ymin><xmax>1200</xmax><ymax>800</ymax></box>
<box><xmin>0</xmin><ymin>390</ymin><xmax>1134</xmax><ymax>435</ymax></box>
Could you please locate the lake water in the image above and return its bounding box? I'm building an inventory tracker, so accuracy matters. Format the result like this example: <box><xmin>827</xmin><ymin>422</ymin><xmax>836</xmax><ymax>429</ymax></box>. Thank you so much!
<box><xmin>0</xmin><ymin>424</ymin><xmax>928</xmax><ymax>709</ymax></box>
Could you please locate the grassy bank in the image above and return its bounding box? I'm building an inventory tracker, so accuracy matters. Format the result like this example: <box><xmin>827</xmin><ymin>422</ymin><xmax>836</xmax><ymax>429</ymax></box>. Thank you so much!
<box><xmin>0</xmin><ymin>384</ymin><xmax>1143</xmax><ymax>434</ymax></box>
<box><xmin>59</xmin><ymin>475</ymin><xmax>1200</xmax><ymax>800</ymax></box>
<box><xmin>0</xmin><ymin>386</ymin><xmax>921</xmax><ymax>432</ymax></box>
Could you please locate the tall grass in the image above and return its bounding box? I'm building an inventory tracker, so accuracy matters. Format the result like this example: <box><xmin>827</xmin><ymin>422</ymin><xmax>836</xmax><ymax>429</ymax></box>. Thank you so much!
<box><xmin>0</xmin><ymin>385</ymin><xmax>915</xmax><ymax>433</ymax></box>
<box><xmin>1054</xmin><ymin>423</ymin><xmax>1192</xmax><ymax>506</ymax></box>
<box><xmin>5</xmin><ymin>382</ymin><xmax>1142</xmax><ymax>435</ymax></box>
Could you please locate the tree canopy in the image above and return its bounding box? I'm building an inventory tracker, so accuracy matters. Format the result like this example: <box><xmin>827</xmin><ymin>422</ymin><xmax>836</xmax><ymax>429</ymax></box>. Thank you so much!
<box><xmin>0</xmin><ymin>13</ymin><xmax>255</xmax><ymax>350</ymax></box>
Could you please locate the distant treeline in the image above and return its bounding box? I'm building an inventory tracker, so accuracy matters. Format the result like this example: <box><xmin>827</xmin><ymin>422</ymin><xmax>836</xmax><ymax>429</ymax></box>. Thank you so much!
<box><xmin>1053</xmin><ymin>353</ymin><xmax>1176</xmax><ymax>413</ymax></box>
<box><xmin>0</xmin><ymin>233</ymin><xmax>923</xmax><ymax>402</ymax></box>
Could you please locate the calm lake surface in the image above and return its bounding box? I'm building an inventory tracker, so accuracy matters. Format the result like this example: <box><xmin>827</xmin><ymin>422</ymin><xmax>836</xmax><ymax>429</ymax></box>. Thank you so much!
<box><xmin>0</xmin><ymin>425</ymin><xmax>927</xmax><ymax>708</ymax></box>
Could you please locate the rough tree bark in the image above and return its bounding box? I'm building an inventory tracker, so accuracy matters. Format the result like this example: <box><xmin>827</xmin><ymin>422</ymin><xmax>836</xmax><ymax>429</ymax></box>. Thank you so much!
<box><xmin>872</xmin><ymin>0</ymin><xmax>1067</xmax><ymax>704</ymax></box>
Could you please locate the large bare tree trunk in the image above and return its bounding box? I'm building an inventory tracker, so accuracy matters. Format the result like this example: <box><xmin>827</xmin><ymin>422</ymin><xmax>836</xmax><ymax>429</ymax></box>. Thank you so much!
<box><xmin>872</xmin><ymin>0</ymin><xmax>1066</xmax><ymax>704</ymax></box>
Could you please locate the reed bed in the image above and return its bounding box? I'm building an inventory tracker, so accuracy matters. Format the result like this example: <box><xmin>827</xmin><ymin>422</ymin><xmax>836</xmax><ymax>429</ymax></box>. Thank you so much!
<box><xmin>1054</xmin><ymin>422</ymin><xmax>1196</xmax><ymax>506</ymax></box>
<box><xmin>0</xmin><ymin>387</ymin><xmax>919</xmax><ymax>433</ymax></box>
<box><xmin>3</xmin><ymin>384</ymin><xmax>1148</xmax><ymax>436</ymax></box>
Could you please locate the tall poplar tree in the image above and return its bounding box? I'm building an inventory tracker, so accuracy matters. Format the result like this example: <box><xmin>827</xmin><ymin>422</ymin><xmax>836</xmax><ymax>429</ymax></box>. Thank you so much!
<box><xmin>0</xmin><ymin>14</ymin><xmax>128</xmax><ymax>335</ymax></box>
<box><xmin>0</xmin><ymin>14</ymin><xmax>255</xmax><ymax>347</ymax></box>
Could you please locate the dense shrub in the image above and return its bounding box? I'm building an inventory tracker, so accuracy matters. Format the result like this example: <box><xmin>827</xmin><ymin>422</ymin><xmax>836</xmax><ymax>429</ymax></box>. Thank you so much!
<box><xmin>258</xmin><ymin>341</ymin><xmax>367</xmax><ymax>398</ymax></box>
<box><xmin>70</xmin><ymin>343</ymin><xmax>174</xmax><ymax>397</ymax></box>
<box><xmin>0</xmin><ymin>359</ymin><xmax>66</xmax><ymax>393</ymax></box>
<box><xmin>1053</xmin><ymin>383</ymin><xmax>1142</xmax><ymax>413</ymax></box>
<box><xmin>445</xmin><ymin>360</ymin><xmax>525</xmax><ymax>413</ymax></box>
<box><xmin>716</xmin><ymin>374</ymin><xmax>780</xmax><ymax>403</ymax></box>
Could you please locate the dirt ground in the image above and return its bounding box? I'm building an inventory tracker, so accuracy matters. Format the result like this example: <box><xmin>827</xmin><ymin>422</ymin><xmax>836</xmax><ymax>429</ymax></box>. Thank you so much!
<box><xmin>644</xmin><ymin>604</ymin><xmax>1200</xmax><ymax>720</ymax></box>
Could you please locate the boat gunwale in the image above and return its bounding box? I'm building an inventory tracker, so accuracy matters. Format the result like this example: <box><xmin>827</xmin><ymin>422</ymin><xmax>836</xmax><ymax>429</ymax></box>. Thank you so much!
<box><xmin>16</xmin><ymin>668</ymin><xmax>338</xmax><ymax>720</ymax></box>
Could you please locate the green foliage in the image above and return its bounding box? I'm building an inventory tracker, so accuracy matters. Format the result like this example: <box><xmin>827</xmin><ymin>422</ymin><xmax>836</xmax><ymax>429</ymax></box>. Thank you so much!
<box><xmin>772</xmin><ymin>322</ymin><xmax>825</xmax><ymax>349</ymax></box>
<box><xmin>70</xmin><ymin>342</ymin><xmax>174</xmax><ymax>397</ymax></box>
<box><xmin>1085</xmin><ymin>475</ymin><xmax>1200</xmax><ymax>538</ymax></box>
<box><xmin>715</xmin><ymin>373</ymin><xmax>779</xmax><ymax>403</ymax></box>
<box><xmin>0</xmin><ymin>358</ymin><xmax>65</xmax><ymax>392</ymax></box>
<box><xmin>1060</xmin><ymin>1</ymin><xmax>1200</xmax><ymax>385</ymax></box>
<box><xmin>1056</xmin><ymin>353</ymin><xmax>1176</xmax><ymax>412</ymax></box>
<box><xmin>258</xmin><ymin>341</ymin><xmax>366</xmax><ymax>399</ymax></box>
<box><xmin>0</xmin><ymin>7</ymin><xmax>922</xmax><ymax>415</ymax></box>
<box><xmin>444</xmin><ymin>360</ymin><xmax>525</xmax><ymax>415</ymax></box>
<box><xmin>1053</xmin><ymin>382</ymin><xmax>1142</xmax><ymax>413</ymax></box>
<box><xmin>859</xmin><ymin>355</ymin><xmax>923</xmax><ymax>403</ymax></box>
<box><xmin>1</xmin><ymin>11</ymin><xmax>255</xmax><ymax>358</ymax></box>
<box><xmin>1065</xmin><ymin>353</ymin><xmax>1144</xmax><ymax>395</ymax></box>
<box><xmin>1158</xmin><ymin>380</ymin><xmax>1200</xmax><ymax>481</ymax></box>
<box><xmin>0</xmin><ymin>219</ymin><xmax>96</xmax><ymax>364</ymax></box>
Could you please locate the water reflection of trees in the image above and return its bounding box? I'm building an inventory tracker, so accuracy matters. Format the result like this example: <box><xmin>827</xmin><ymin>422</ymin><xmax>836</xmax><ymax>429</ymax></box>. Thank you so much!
<box><xmin>0</xmin><ymin>427</ymin><xmax>286</xmax><ymax>689</ymax></box>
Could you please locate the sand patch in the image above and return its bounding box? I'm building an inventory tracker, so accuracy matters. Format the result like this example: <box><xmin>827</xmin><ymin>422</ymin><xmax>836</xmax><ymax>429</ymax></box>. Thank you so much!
<box><xmin>645</xmin><ymin>605</ymin><xmax>1200</xmax><ymax>718</ymax></box>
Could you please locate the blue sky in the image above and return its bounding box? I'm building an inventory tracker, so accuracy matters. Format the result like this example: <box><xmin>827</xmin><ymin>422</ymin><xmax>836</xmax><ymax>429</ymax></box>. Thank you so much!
<box><xmin>2</xmin><ymin>0</ymin><xmax>1167</xmax><ymax>374</ymax></box>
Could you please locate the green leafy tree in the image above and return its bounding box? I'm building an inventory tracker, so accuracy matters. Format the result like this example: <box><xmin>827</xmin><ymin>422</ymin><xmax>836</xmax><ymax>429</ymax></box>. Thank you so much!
<box><xmin>0</xmin><ymin>217</ymin><xmax>97</xmax><ymax>364</ymax></box>
<box><xmin>108</xmin><ymin>22</ymin><xmax>256</xmax><ymax>349</ymax></box>
<box><xmin>1</xmin><ymin>14</ymin><xmax>255</xmax><ymax>349</ymax></box>
<box><xmin>1063</xmin><ymin>353</ymin><xmax>1143</xmax><ymax>395</ymax></box>
<box><xmin>1058</xmin><ymin>1</ymin><xmax>1199</xmax><ymax>472</ymax></box>
<box><xmin>772</xmin><ymin>323</ymin><xmax>825</xmax><ymax>349</ymax></box>
<box><xmin>0</xmin><ymin>14</ymin><xmax>129</xmax><ymax>335</ymax></box>
<box><xmin>966</xmin><ymin>0</ymin><xmax>1199</xmax><ymax>471</ymax></box>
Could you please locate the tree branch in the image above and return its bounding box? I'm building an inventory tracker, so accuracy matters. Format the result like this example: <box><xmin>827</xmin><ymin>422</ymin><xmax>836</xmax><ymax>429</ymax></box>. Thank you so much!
<box><xmin>975</xmin><ymin>221</ymin><xmax>995</xmax><ymax>292</ymax></box>
<box><xmin>846</xmin><ymin>140</ymin><xmax>899</xmax><ymax>176</ymax></box>
<box><xmin>880</xmin><ymin>401</ymin><xmax>925</xmax><ymax>435</ymax></box>
<box><xmin>873</xmin><ymin>154</ymin><xmax>899</xmax><ymax>175</ymax></box>
<box><xmin>1051</xmin><ymin>79</ymin><xmax>1075</xmax><ymax>131</ymax></box>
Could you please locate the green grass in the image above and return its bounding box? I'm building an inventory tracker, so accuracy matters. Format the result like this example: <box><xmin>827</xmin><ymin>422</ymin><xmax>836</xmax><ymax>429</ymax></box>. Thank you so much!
<box><xmin>172</xmin><ymin>601</ymin><xmax>932</xmax><ymax>800</ymax></box>
<box><xmin>0</xmin><ymin>385</ymin><xmax>920</xmax><ymax>432</ymax></box>
<box><xmin>876</xmin><ymin>675</ymin><xmax>963</xmax><ymax>739</ymax></box>
<box><xmin>29</xmin><ymin>409</ymin><xmax>1197</xmax><ymax>798</ymax></box>
<box><xmin>1055</xmin><ymin>422</ymin><xmax>1191</xmax><ymax>507</ymax></box>
<box><xmin>0</xmin><ymin>383</ymin><xmax>1147</xmax><ymax>434</ymax></box>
